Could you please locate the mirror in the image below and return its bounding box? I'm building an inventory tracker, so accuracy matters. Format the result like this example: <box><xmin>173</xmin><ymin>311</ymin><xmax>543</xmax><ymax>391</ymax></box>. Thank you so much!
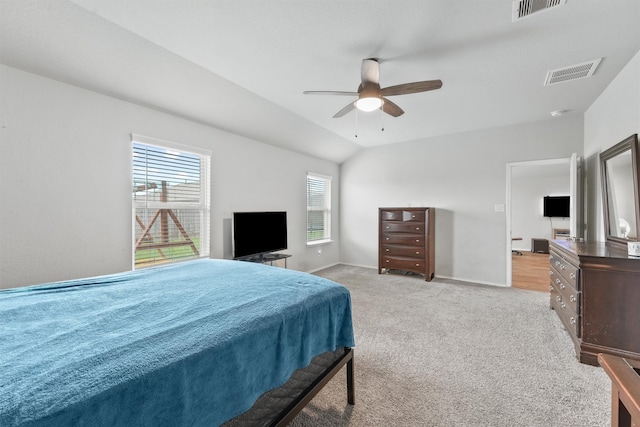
<box><xmin>600</xmin><ymin>134</ymin><xmax>640</xmax><ymax>247</ymax></box>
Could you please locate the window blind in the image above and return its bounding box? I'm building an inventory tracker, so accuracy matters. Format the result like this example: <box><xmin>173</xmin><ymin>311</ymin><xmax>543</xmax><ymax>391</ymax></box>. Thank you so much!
<box><xmin>306</xmin><ymin>173</ymin><xmax>331</xmax><ymax>242</ymax></box>
<box><xmin>132</xmin><ymin>138</ymin><xmax>210</xmax><ymax>267</ymax></box>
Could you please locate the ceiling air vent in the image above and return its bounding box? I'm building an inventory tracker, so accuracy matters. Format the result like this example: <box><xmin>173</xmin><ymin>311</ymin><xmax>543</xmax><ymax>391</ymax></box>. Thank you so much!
<box><xmin>544</xmin><ymin>58</ymin><xmax>602</xmax><ymax>86</ymax></box>
<box><xmin>512</xmin><ymin>0</ymin><xmax>567</xmax><ymax>21</ymax></box>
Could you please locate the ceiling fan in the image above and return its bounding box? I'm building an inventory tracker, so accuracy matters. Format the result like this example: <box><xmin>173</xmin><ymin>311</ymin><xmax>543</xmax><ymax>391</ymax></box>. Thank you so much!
<box><xmin>303</xmin><ymin>58</ymin><xmax>442</xmax><ymax>118</ymax></box>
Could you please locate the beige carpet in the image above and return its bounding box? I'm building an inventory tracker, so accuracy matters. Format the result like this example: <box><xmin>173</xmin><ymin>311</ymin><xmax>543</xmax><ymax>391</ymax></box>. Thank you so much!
<box><xmin>290</xmin><ymin>264</ymin><xmax>610</xmax><ymax>427</ymax></box>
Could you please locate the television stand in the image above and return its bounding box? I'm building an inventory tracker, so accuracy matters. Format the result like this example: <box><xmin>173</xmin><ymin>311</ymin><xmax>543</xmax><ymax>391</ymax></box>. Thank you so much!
<box><xmin>238</xmin><ymin>253</ymin><xmax>291</xmax><ymax>268</ymax></box>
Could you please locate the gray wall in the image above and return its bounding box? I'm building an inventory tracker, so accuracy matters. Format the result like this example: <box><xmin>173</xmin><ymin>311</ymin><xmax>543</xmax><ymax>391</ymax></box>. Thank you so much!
<box><xmin>337</xmin><ymin>49</ymin><xmax>639</xmax><ymax>286</ymax></box>
<box><xmin>339</xmin><ymin>117</ymin><xmax>583</xmax><ymax>286</ymax></box>
<box><xmin>0</xmin><ymin>65</ymin><xmax>341</xmax><ymax>288</ymax></box>
<box><xmin>584</xmin><ymin>50</ymin><xmax>640</xmax><ymax>242</ymax></box>
<box><xmin>2</xmin><ymin>50</ymin><xmax>638</xmax><ymax>289</ymax></box>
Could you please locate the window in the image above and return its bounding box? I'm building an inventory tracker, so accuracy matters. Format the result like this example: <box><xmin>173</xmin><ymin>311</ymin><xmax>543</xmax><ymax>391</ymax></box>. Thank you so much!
<box><xmin>132</xmin><ymin>135</ymin><xmax>210</xmax><ymax>268</ymax></box>
<box><xmin>306</xmin><ymin>173</ymin><xmax>331</xmax><ymax>243</ymax></box>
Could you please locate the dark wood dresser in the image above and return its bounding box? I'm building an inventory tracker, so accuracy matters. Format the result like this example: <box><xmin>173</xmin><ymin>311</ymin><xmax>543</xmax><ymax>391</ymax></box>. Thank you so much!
<box><xmin>549</xmin><ymin>240</ymin><xmax>640</xmax><ymax>365</ymax></box>
<box><xmin>378</xmin><ymin>207</ymin><xmax>435</xmax><ymax>281</ymax></box>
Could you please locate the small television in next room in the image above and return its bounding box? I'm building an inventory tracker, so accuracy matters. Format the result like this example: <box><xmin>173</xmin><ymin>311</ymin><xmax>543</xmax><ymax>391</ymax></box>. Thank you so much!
<box><xmin>233</xmin><ymin>211</ymin><xmax>287</xmax><ymax>259</ymax></box>
<box><xmin>543</xmin><ymin>196</ymin><xmax>570</xmax><ymax>218</ymax></box>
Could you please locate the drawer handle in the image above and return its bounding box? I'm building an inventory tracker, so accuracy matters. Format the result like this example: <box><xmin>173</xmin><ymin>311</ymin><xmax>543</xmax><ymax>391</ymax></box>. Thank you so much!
<box><xmin>556</xmin><ymin>295</ymin><xmax>561</xmax><ymax>301</ymax></box>
<box><xmin>386</xmin><ymin>237</ymin><xmax>389</xmax><ymax>240</ymax></box>
<box><xmin>416</xmin><ymin>227</ymin><xmax>420</xmax><ymax>230</ymax></box>
<box><xmin>416</xmin><ymin>251</ymin><xmax>420</xmax><ymax>255</ymax></box>
<box><xmin>560</xmin><ymin>283</ymin><xmax>565</xmax><ymax>290</ymax></box>
<box><xmin>386</xmin><ymin>226</ymin><xmax>389</xmax><ymax>229</ymax></box>
<box><xmin>386</xmin><ymin>260</ymin><xmax>389</xmax><ymax>263</ymax></box>
<box><xmin>560</xmin><ymin>264</ymin><xmax>565</xmax><ymax>270</ymax></box>
<box><xmin>569</xmin><ymin>272</ymin><xmax>576</xmax><ymax>280</ymax></box>
<box><xmin>555</xmin><ymin>261</ymin><xmax>560</xmax><ymax>266</ymax></box>
<box><xmin>386</xmin><ymin>248</ymin><xmax>389</xmax><ymax>252</ymax></box>
<box><xmin>415</xmin><ymin>263</ymin><xmax>420</xmax><ymax>267</ymax></box>
<box><xmin>570</xmin><ymin>317</ymin><xmax>576</xmax><ymax>325</ymax></box>
<box><xmin>549</xmin><ymin>271</ymin><xmax>553</xmax><ymax>276</ymax></box>
<box><xmin>412</xmin><ymin>215</ymin><xmax>416</xmax><ymax>218</ymax></box>
<box><xmin>555</xmin><ymin>279</ymin><xmax>560</xmax><ymax>285</ymax></box>
<box><xmin>549</xmin><ymin>285</ymin><xmax>553</xmax><ymax>291</ymax></box>
<box><xmin>561</xmin><ymin>302</ymin><xmax>566</xmax><ymax>309</ymax></box>
<box><xmin>570</xmin><ymin>295</ymin><xmax>576</xmax><ymax>302</ymax></box>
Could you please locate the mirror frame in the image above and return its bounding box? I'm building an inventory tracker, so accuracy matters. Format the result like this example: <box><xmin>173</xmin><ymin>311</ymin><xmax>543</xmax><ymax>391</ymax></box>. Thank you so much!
<box><xmin>599</xmin><ymin>134</ymin><xmax>640</xmax><ymax>248</ymax></box>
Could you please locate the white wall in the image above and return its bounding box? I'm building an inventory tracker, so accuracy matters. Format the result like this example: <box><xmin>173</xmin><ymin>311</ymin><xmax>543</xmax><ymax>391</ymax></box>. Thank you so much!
<box><xmin>0</xmin><ymin>65</ymin><xmax>340</xmax><ymax>288</ymax></box>
<box><xmin>4</xmin><ymin>50</ymin><xmax>636</xmax><ymax>289</ymax></box>
<box><xmin>584</xmin><ymin>50</ymin><xmax>640</xmax><ymax>242</ymax></box>
<box><xmin>340</xmin><ymin>117</ymin><xmax>583</xmax><ymax>286</ymax></box>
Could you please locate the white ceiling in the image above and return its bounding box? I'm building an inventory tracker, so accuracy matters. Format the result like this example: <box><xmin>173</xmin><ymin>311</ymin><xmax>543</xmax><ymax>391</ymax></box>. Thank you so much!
<box><xmin>1</xmin><ymin>0</ymin><xmax>639</xmax><ymax>163</ymax></box>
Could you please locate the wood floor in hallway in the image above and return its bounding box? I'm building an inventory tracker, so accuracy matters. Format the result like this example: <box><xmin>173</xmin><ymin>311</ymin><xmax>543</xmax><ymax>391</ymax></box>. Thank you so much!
<box><xmin>512</xmin><ymin>250</ymin><xmax>550</xmax><ymax>292</ymax></box>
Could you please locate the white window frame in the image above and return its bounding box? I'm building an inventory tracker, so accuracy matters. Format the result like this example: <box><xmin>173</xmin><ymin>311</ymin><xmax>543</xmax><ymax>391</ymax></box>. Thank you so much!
<box><xmin>306</xmin><ymin>172</ymin><xmax>332</xmax><ymax>245</ymax></box>
<box><xmin>132</xmin><ymin>134</ymin><xmax>210</xmax><ymax>268</ymax></box>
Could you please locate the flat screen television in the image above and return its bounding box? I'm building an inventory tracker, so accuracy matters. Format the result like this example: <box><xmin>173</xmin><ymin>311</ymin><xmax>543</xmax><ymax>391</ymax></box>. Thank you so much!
<box><xmin>543</xmin><ymin>196</ymin><xmax>570</xmax><ymax>218</ymax></box>
<box><xmin>233</xmin><ymin>211</ymin><xmax>287</xmax><ymax>259</ymax></box>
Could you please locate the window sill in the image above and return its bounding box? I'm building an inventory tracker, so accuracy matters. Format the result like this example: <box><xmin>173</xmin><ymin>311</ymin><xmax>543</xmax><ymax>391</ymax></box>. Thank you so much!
<box><xmin>306</xmin><ymin>239</ymin><xmax>333</xmax><ymax>247</ymax></box>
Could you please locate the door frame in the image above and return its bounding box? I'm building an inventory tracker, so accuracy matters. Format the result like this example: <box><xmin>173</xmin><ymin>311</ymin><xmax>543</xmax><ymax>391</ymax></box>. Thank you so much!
<box><xmin>505</xmin><ymin>157</ymin><xmax>574</xmax><ymax>287</ymax></box>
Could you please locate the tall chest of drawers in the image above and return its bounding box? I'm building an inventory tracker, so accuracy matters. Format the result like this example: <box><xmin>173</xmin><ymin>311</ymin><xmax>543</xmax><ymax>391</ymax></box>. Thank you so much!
<box><xmin>549</xmin><ymin>240</ymin><xmax>640</xmax><ymax>366</ymax></box>
<box><xmin>378</xmin><ymin>207</ymin><xmax>435</xmax><ymax>281</ymax></box>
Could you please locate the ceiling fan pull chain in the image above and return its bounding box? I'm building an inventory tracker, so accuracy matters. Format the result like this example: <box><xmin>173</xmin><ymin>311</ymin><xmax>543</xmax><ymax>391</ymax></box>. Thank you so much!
<box><xmin>355</xmin><ymin>108</ymin><xmax>358</xmax><ymax>138</ymax></box>
<box><xmin>381</xmin><ymin>106</ymin><xmax>384</xmax><ymax>132</ymax></box>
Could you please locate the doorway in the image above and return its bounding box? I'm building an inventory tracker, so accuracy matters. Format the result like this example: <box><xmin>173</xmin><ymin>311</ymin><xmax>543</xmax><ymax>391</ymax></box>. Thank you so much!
<box><xmin>506</xmin><ymin>156</ymin><xmax>578</xmax><ymax>289</ymax></box>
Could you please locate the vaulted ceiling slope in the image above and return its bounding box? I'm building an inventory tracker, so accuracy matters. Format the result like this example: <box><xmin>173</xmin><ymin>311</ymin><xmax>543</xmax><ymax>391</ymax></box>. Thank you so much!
<box><xmin>2</xmin><ymin>1</ymin><xmax>639</xmax><ymax>163</ymax></box>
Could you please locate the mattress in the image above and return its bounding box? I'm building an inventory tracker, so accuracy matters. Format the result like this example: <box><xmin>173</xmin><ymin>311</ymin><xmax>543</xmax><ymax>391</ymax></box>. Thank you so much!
<box><xmin>0</xmin><ymin>259</ymin><xmax>355</xmax><ymax>426</ymax></box>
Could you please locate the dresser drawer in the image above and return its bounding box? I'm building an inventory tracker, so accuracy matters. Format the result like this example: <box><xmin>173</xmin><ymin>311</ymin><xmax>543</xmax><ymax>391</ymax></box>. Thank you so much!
<box><xmin>401</xmin><ymin>211</ymin><xmax>425</xmax><ymax>222</ymax></box>
<box><xmin>549</xmin><ymin>277</ymin><xmax>580</xmax><ymax>314</ymax></box>
<box><xmin>550</xmin><ymin>284</ymin><xmax>581</xmax><ymax>337</ymax></box>
<box><xmin>550</xmin><ymin>252</ymin><xmax>579</xmax><ymax>290</ymax></box>
<box><xmin>381</xmin><ymin>234</ymin><xmax>424</xmax><ymax>246</ymax></box>
<box><xmin>381</xmin><ymin>245</ymin><xmax>425</xmax><ymax>258</ymax></box>
<box><xmin>549</xmin><ymin>268</ymin><xmax>579</xmax><ymax>307</ymax></box>
<box><xmin>380</xmin><ymin>210</ymin><xmax>425</xmax><ymax>222</ymax></box>
<box><xmin>382</xmin><ymin>256</ymin><xmax>425</xmax><ymax>273</ymax></box>
<box><xmin>381</xmin><ymin>221</ymin><xmax>425</xmax><ymax>233</ymax></box>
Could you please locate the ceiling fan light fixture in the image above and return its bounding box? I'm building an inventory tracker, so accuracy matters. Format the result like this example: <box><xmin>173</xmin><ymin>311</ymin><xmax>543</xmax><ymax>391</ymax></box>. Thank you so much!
<box><xmin>304</xmin><ymin>58</ymin><xmax>441</xmax><ymax>118</ymax></box>
<box><xmin>355</xmin><ymin>97</ymin><xmax>383</xmax><ymax>112</ymax></box>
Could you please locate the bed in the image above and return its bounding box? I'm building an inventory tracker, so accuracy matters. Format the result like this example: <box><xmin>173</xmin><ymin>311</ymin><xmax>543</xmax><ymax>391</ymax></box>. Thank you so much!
<box><xmin>0</xmin><ymin>259</ymin><xmax>355</xmax><ymax>426</ymax></box>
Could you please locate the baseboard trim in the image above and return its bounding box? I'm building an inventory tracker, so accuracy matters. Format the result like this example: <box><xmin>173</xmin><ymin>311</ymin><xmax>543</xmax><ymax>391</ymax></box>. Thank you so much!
<box><xmin>306</xmin><ymin>262</ymin><xmax>340</xmax><ymax>274</ymax></box>
<box><xmin>337</xmin><ymin>262</ymin><xmax>378</xmax><ymax>270</ymax></box>
<box><xmin>313</xmin><ymin>263</ymin><xmax>509</xmax><ymax>288</ymax></box>
<box><xmin>434</xmin><ymin>274</ymin><xmax>508</xmax><ymax>288</ymax></box>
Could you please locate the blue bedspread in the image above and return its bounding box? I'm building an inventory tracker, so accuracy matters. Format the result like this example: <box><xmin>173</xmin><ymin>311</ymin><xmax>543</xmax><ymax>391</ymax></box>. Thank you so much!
<box><xmin>0</xmin><ymin>259</ymin><xmax>355</xmax><ymax>426</ymax></box>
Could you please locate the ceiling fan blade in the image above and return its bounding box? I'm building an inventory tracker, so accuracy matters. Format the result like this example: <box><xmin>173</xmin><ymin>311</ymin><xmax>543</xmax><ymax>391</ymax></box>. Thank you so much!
<box><xmin>361</xmin><ymin>58</ymin><xmax>380</xmax><ymax>85</ymax></box>
<box><xmin>381</xmin><ymin>98</ymin><xmax>404</xmax><ymax>117</ymax></box>
<box><xmin>380</xmin><ymin>80</ymin><xmax>443</xmax><ymax>97</ymax></box>
<box><xmin>333</xmin><ymin>102</ymin><xmax>356</xmax><ymax>118</ymax></box>
<box><xmin>303</xmin><ymin>91</ymin><xmax>358</xmax><ymax>96</ymax></box>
